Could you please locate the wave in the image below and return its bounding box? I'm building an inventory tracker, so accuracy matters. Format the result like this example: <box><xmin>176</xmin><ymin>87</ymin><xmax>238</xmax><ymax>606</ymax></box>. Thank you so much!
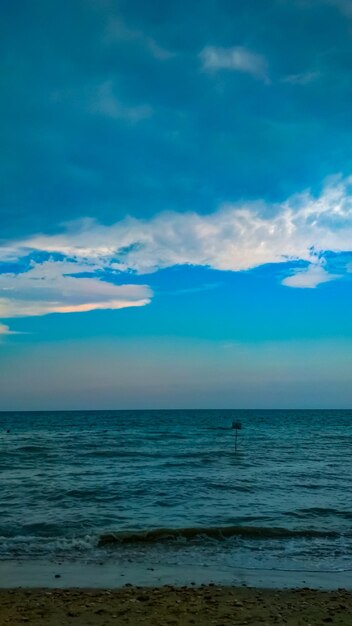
<box><xmin>17</xmin><ymin>444</ymin><xmax>52</xmax><ymax>453</ymax></box>
<box><xmin>98</xmin><ymin>525</ymin><xmax>340</xmax><ymax>546</ymax></box>
<box><xmin>288</xmin><ymin>508</ymin><xmax>352</xmax><ymax>520</ymax></box>
<box><xmin>0</xmin><ymin>533</ymin><xmax>97</xmax><ymax>557</ymax></box>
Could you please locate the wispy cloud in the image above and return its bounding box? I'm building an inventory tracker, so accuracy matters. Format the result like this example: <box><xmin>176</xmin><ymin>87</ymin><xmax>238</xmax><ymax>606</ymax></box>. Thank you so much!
<box><xmin>200</xmin><ymin>46</ymin><xmax>270</xmax><ymax>83</ymax></box>
<box><xmin>282</xmin><ymin>262</ymin><xmax>341</xmax><ymax>288</ymax></box>
<box><xmin>105</xmin><ymin>18</ymin><xmax>174</xmax><ymax>60</ymax></box>
<box><xmin>0</xmin><ymin>261</ymin><xmax>152</xmax><ymax>319</ymax></box>
<box><xmin>283</xmin><ymin>71</ymin><xmax>320</xmax><ymax>85</ymax></box>
<box><xmin>92</xmin><ymin>81</ymin><xmax>153</xmax><ymax>122</ymax></box>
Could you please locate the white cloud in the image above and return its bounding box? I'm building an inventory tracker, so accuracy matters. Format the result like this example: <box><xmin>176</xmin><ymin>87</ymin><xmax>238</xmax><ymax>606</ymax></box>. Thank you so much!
<box><xmin>0</xmin><ymin>260</ymin><xmax>152</xmax><ymax>319</ymax></box>
<box><xmin>200</xmin><ymin>46</ymin><xmax>269</xmax><ymax>82</ymax></box>
<box><xmin>282</xmin><ymin>263</ymin><xmax>341</xmax><ymax>288</ymax></box>
<box><xmin>1</xmin><ymin>175</ymin><xmax>352</xmax><ymax>324</ymax></box>
<box><xmin>8</xmin><ymin>174</ymin><xmax>352</xmax><ymax>273</ymax></box>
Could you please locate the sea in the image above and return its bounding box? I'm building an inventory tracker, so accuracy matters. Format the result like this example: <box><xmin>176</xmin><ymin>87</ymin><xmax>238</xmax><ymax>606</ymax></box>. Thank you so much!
<box><xmin>1</xmin><ymin>409</ymin><xmax>352</xmax><ymax>588</ymax></box>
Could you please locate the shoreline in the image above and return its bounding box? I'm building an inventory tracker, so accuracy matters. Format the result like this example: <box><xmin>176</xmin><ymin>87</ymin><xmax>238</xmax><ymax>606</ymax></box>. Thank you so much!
<box><xmin>1</xmin><ymin>559</ymin><xmax>352</xmax><ymax>591</ymax></box>
<box><xmin>1</xmin><ymin>585</ymin><xmax>352</xmax><ymax>625</ymax></box>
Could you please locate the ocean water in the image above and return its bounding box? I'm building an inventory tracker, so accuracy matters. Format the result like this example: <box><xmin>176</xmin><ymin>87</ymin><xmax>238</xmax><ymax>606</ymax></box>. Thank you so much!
<box><xmin>1</xmin><ymin>410</ymin><xmax>352</xmax><ymax>581</ymax></box>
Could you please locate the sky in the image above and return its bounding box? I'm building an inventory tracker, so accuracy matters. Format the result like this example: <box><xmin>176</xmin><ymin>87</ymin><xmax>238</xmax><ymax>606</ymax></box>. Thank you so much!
<box><xmin>1</xmin><ymin>0</ymin><xmax>352</xmax><ymax>409</ymax></box>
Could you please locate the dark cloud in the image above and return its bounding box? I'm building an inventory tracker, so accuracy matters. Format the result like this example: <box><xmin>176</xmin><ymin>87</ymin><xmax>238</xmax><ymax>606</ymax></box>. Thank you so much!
<box><xmin>1</xmin><ymin>0</ymin><xmax>352</xmax><ymax>240</ymax></box>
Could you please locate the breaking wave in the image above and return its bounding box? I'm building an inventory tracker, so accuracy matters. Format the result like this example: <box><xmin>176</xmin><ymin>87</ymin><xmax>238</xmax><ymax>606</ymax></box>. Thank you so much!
<box><xmin>98</xmin><ymin>525</ymin><xmax>340</xmax><ymax>546</ymax></box>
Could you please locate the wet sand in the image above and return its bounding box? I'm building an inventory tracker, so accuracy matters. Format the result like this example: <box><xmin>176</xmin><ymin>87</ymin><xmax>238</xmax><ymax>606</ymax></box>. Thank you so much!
<box><xmin>1</xmin><ymin>585</ymin><xmax>352</xmax><ymax>625</ymax></box>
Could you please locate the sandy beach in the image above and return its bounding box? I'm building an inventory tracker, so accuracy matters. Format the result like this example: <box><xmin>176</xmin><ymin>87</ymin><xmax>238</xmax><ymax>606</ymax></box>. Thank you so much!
<box><xmin>1</xmin><ymin>585</ymin><xmax>352</xmax><ymax>625</ymax></box>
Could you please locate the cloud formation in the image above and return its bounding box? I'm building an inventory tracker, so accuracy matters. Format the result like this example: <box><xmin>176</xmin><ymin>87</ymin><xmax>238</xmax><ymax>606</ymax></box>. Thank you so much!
<box><xmin>0</xmin><ymin>261</ymin><xmax>152</xmax><ymax>319</ymax></box>
<box><xmin>282</xmin><ymin>263</ymin><xmax>341</xmax><ymax>288</ymax></box>
<box><xmin>1</xmin><ymin>175</ymin><xmax>352</xmax><ymax>326</ymax></box>
<box><xmin>104</xmin><ymin>17</ymin><xmax>174</xmax><ymax>60</ymax></box>
<box><xmin>92</xmin><ymin>81</ymin><xmax>153</xmax><ymax>122</ymax></box>
<box><xmin>6</xmin><ymin>175</ymin><xmax>352</xmax><ymax>272</ymax></box>
<box><xmin>283</xmin><ymin>71</ymin><xmax>320</xmax><ymax>85</ymax></box>
<box><xmin>200</xmin><ymin>46</ymin><xmax>269</xmax><ymax>82</ymax></box>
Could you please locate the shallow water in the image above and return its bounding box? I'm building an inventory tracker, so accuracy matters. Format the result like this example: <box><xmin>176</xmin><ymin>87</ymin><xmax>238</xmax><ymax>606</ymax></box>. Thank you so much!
<box><xmin>1</xmin><ymin>409</ymin><xmax>352</xmax><ymax>577</ymax></box>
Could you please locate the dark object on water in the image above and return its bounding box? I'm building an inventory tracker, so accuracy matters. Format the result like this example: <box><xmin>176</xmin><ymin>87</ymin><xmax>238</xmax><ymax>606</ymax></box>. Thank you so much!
<box><xmin>232</xmin><ymin>421</ymin><xmax>242</xmax><ymax>450</ymax></box>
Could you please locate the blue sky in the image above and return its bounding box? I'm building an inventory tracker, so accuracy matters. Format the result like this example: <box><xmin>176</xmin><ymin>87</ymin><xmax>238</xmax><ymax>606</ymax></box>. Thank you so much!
<box><xmin>1</xmin><ymin>0</ymin><xmax>352</xmax><ymax>408</ymax></box>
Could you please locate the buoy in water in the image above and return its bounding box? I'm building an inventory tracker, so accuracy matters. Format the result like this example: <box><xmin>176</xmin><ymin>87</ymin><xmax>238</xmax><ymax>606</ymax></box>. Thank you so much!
<box><xmin>232</xmin><ymin>421</ymin><xmax>242</xmax><ymax>450</ymax></box>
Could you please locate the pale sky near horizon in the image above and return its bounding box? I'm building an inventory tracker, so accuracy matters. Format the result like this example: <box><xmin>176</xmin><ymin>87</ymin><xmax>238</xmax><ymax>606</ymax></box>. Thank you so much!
<box><xmin>1</xmin><ymin>0</ymin><xmax>352</xmax><ymax>409</ymax></box>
